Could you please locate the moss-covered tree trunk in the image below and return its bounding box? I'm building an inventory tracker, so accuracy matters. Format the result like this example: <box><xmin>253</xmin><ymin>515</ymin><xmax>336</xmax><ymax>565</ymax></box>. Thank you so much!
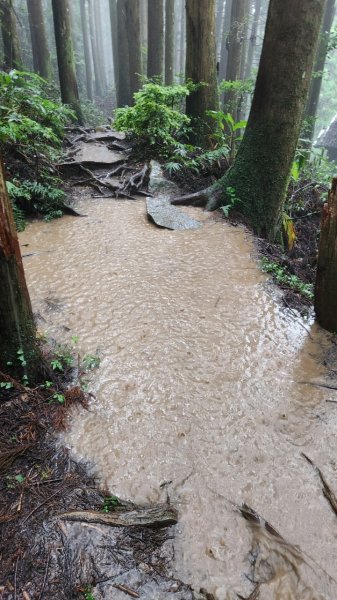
<box><xmin>207</xmin><ymin>0</ymin><xmax>325</xmax><ymax>241</ymax></box>
<box><xmin>305</xmin><ymin>0</ymin><xmax>336</xmax><ymax>145</ymax></box>
<box><xmin>51</xmin><ymin>0</ymin><xmax>83</xmax><ymax>124</ymax></box>
<box><xmin>0</xmin><ymin>158</ymin><xmax>39</xmax><ymax>379</ymax></box>
<box><xmin>0</xmin><ymin>0</ymin><xmax>22</xmax><ymax>69</ymax></box>
<box><xmin>165</xmin><ymin>0</ymin><xmax>174</xmax><ymax>85</ymax></box>
<box><xmin>125</xmin><ymin>0</ymin><xmax>141</xmax><ymax>99</ymax></box>
<box><xmin>147</xmin><ymin>0</ymin><xmax>164</xmax><ymax>80</ymax></box>
<box><xmin>185</xmin><ymin>0</ymin><xmax>219</xmax><ymax>148</ymax></box>
<box><xmin>80</xmin><ymin>0</ymin><xmax>93</xmax><ymax>101</ymax></box>
<box><xmin>26</xmin><ymin>0</ymin><xmax>51</xmax><ymax>79</ymax></box>
<box><xmin>315</xmin><ymin>178</ymin><xmax>337</xmax><ymax>332</ymax></box>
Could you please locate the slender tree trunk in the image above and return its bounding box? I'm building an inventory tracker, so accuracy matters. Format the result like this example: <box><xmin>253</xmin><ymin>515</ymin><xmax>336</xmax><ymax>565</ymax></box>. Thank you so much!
<box><xmin>179</xmin><ymin>0</ymin><xmax>185</xmax><ymax>80</ymax></box>
<box><xmin>80</xmin><ymin>0</ymin><xmax>93</xmax><ymax>100</ymax></box>
<box><xmin>207</xmin><ymin>0</ymin><xmax>325</xmax><ymax>241</ymax></box>
<box><xmin>125</xmin><ymin>0</ymin><xmax>141</xmax><ymax>98</ymax></box>
<box><xmin>147</xmin><ymin>0</ymin><xmax>164</xmax><ymax>79</ymax></box>
<box><xmin>223</xmin><ymin>0</ymin><xmax>246</xmax><ymax>117</ymax></box>
<box><xmin>315</xmin><ymin>178</ymin><xmax>337</xmax><ymax>332</ymax></box>
<box><xmin>244</xmin><ymin>0</ymin><xmax>262</xmax><ymax>79</ymax></box>
<box><xmin>139</xmin><ymin>0</ymin><xmax>147</xmax><ymax>74</ymax></box>
<box><xmin>116</xmin><ymin>0</ymin><xmax>131</xmax><ymax>106</ymax></box>
<box><xmin>165</xmin><ymin>0</ymin><xmax>174</xmax><ymax>84</ymax></box>
<box><xmin>219</xmin><ymin>0</ymin><xmax>233</xmax><ymax>83</ymax></box>
<box><xmin>26</xmin><ymin>0</ymin><xmax>51</xmax><ymax>79</ymax></box>
<box><xmin>216</xmin><ymin>0</ymin><xmax>225</xmax><ymax>63</ymax></box>
<box><xmin>0</xmin><ymin>158</ymin><xmax>40</xmax><ymax>379</ymax></box>
<box><xmin>0</xmin><ymin>0</ymin><xmax>22</xmax><ymax>69</ymax></box>
<box><xmin>305</xmin><ymin>0</ymin><xmax>336</xmax><ymax>144</ymax></box>
<box><xmin>93</xmin><ymin>0</ymin><xmax>107</xmax><ymax>93</ymax></box>
<box><xmin>88</xmin><ymin>0</ymin><xmax>103</xmax><ymax>97</ymax></box>
<box><xmin>109</xmin><ymin>0</ymin><xmax>119</xmax><ymax>104</ymax></box>
<box><xmin>185</xmin><ymin>0</ymin><xmax>219</xmax><ymax>148</ymax></box>
<box><xmin>51</xmin><ymin>0</ymin><xmax>83</xmax><ymax>124</ymax></box>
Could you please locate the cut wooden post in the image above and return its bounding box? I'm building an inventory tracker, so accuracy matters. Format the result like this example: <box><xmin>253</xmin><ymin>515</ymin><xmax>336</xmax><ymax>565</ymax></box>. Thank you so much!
<box><xmin>315</xmin><ymin>178</ymin><xmax>337</xmax><ymax>332</ymax></box>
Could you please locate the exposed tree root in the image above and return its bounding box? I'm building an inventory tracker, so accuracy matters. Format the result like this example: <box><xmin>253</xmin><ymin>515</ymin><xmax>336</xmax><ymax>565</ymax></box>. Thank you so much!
<box><xmin>170</xmin><ymin>186</ymin><xmax>221</xmax><ymax>209</ymax></box>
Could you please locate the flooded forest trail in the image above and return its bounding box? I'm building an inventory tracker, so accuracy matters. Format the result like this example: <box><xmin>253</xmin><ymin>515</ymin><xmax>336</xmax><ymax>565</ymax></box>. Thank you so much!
<box><xmin>20</xmin><ymin>165</ymin><xmax>337</xmax><ymax>599</ymax></box>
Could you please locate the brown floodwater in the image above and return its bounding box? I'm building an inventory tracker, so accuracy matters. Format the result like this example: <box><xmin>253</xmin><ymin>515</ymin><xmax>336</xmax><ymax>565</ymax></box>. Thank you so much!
<box><xmin>20</xmin><ymin>193</ymin><xmax>337</xmax><ymax>599</ymax></box>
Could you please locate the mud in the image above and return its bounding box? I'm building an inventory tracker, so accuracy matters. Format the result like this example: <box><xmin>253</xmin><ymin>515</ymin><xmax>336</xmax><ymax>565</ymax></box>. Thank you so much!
<box><xmin>19</xmin><ymin>182</ymin><xmax>337</xmax><ymax>599</ymax></box>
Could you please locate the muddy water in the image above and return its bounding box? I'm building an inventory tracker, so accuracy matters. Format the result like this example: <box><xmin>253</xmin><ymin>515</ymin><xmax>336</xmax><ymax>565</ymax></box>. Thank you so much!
<box><xmin>20</xmin><ymin>195</ymin><xmax>337</xmax><ymax>599</ymax></box>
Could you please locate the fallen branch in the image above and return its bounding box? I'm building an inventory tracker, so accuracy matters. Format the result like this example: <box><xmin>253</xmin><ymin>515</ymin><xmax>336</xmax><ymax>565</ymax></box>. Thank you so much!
<box><xmin>58</xmin><ymin>504</ymin><xmax>178</xmax><ymax>529</ymax></box>
<box><xmin>113</xmin><ymin>583</ymin><xmax>140</xmax><ymax>598</ymax></box>
<box><xmin>302</xmin><ymin>454</ymin><xmax>337</xmax><ymax>518</ymax></box>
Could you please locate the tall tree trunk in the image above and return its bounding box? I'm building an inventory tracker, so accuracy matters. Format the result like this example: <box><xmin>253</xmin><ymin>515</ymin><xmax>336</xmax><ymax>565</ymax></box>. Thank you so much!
<box><xmin>139</xmin><ymin>0</ymin><xmax>147</xmax><ymax>74</ymax></box>
<box><xmin>51</xmin><ymin>0</ymin><xmax>83</xmax><ymax>124</ymax></box>
<box><xmin>80</xmin><ymin>0</ymin><xmax>93</xmax><ymax>100</ymax></box>
<box><xmin>185</xmin><ymin>0</ymin><xmax>219</xmax><ymax>148</ymax></box>
<box><xmin>219</xmin><ymin>0</ymin><xmax>232</xmax><ymax>83</ymax></box>
<box><xmin>305</xmin><ymin>0</ymin><xmax>336</xmax><ymax>144</ymax></box>
<box><xmin>315</xmin><ymin>179</ymin><xmax>337</xmax><ymax>332</ymax></box>
<box><xmin>0</xmin><ymin>0</ymin><xmax>22</xmax><ymax>69</ymax></box>
<box><xmin>0</xmin><ymin>158</ymin><xmax>40</xmax><ymax>379</ymax></box>
<box><xmin>93</xmin><ymin>0</ymin><xmax>107</xmax><ymax>93</ymax></box>
<box><xmin>147</xmin><ymin>0</ymin><xmax>164</xmax><ymax>79</ymax></box>
<box><xmin>223</xmin><ymin>0</ymin><xmax>247</xmax><ymax>117</ymax></box>
<box><xmin>116</xmin><ymin>0</ymin><xmax>131</xmax><ymax>106</ymax></box>
<box><xmin>244</xmin><ymin>0</ymin><xmax>262</xmax><ymax>79</ymax></box>
<box><xmin>109</xmin><ymin>0</ymin><xmax>119</xmax><ymax>104</ymax></box>
<box><xmin>26</xmin><ymin>0</ymin><xmax>51</xmax><ymax>79</ymax></box>
<box><xmin>207</xmin><ymin>0</ymin><xmax>325</xmax><ymax>241</ymax></box>
<box><xmin>165</xmin><ymin>0</ymin><xmax>174</xmax><ymax>84</ymax></box>
<box><xmin>125</xmin><ymin>0</ymin><xmax>141</xmax><ymax>98</ymax></box>
<box><xmin>179</xmin><ymin>0</ymin><xmax>185</xmax><ymax>80</ymax></box>
<box><xmin>88</xmin><ymin>0</ymin><xmax>104</xmax><ymax>97</ymax></box>
<box><xmin>216</xmin><ymin>0</ymin><xmax>225</xmax><ymax>63</ymax></box>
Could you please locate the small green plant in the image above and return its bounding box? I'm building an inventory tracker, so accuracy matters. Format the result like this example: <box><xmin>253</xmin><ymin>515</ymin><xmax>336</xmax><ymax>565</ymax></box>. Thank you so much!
<box><xmin>52</xmin><ymin>393</ymin><xmax>65</xmax><ymax>404</ymax></box>
<box><xmin>261</xmin><ymin>258</ymin><xmax>314</xmax><ymax>300</ymax></box>
<box><xmin>5</xmin><ymin>474</ymin><xmax>25</xmax><ymax>488</ymax></box>
<box><xmin>0</xmin><ymin>382</ymin><xmax>14</xmax><ymax>390</ymax></box>
<box><xmin>114</xmin><ymin>82</ymin><xmax>192</xmax><ymax>158</ymax></box>
<box><xmin>82</xmin><ymin>354</ymin><xmax>100</xmax><ymax>370</ymax></box>
<box><xmin>221</xmin><ymin>186</ymin><xmax>241</xmax><ymax>217</ymax></box>
<box><xmin>102</xmin><ymin>495</ymin><xmax>120</xmax><ymax>513</ymax></box>
<box><xmin>208</xmin><ymin>110</ymin><xmax>247</xmax><ymax>158</ymax></box>
<box><xmin>50</xmin><ymin>344</ymin><xmax>74</xmax><ymax>372</ymax></box>
<box><xmin>17</xmin><ymin>348</ymin><xmax>27</xmax><ymax>368</ymax></box>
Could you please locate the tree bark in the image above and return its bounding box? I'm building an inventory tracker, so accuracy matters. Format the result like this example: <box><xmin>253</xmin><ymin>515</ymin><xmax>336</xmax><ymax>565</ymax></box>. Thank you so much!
<box><xmin>165</xmin><ymin>0</ymin><xmax>174</xmax><ymax>84</ymax></box>
<box><xmin>51</xmin><ymin>0</ymin><xmax>84</xmax><ymax>124</ymax></box>
<box><xmin>244</xmin><ymin>0</ymin><xmax>262</xmax><ymax>79</ymax></box>
<box><xmin>93</xmin><ymin>0</ymin><xmax>107</xmax><ymax>93</ymax></box>
<box><xmin>219</xmin><ymin>0</ymin><xmax>233</xmax><ymax>83</ymax></box>
<box><xmin>139</xmin><ymin>0</ymin><xmax>147</xmax><ymax>74</ymax></box>
<box><xmin>0</xmin><ymin>158</ymin><xmax>39</xmax><ymax>379</ymax></box>
<box><xmin>26</xmin><ymin>0</ymin><xmax>51</xmax><ymax>79</ymax></box>
<box><xmin>80</xmin><ymin>0</ymin><xmax>93</xmax><ymax>100</ymax></box>
<box><xmin>305</xmin><ymin>0</ymin><xmax>336</xmax><ymax>145</ymax></box>
<box><xmin>116</xmin><ymin>0</ymin><xmax>131</xmax><ymax>106</ymax></box>
<box><xmin>109</xmin><ymin>0</ymin><xmax>119</xmax><ymax>104</ymax></box>
<box><xmin>125</xmin><ymin>0</ymin><xmax>141</xmax><ymax>98</ymax></box>
<box><xmin>147</xmin><ymin>0</ymin><xmax>164</xmax><ymax>79</ymax></box>
<box><xmin>315</xmin><ymin>178</ymin><xmax>337</xmax><ymax>332</ymax></box>
<box><xmin>0</xmin><ymin>0</ymin><xmax>22</xmax><ymax>69</ymax></box>
<box><xmin>223</xmin><ymin>0</ymin><xmax>247</xmax><ymax>117</ymax></box>
<box><xmin>88</xmin><ymin>0</ymin><xmax>104</xmax><ymax>97</ymax></box>
<box><xmin>185</xmin><ymin>0</ymin><xmax>219</xmax><ymax>148</ymax></box>
<box><xmin>207</xmin><ymin>0</ymin><xmax>325</xmax><ymax>241</ymax></box>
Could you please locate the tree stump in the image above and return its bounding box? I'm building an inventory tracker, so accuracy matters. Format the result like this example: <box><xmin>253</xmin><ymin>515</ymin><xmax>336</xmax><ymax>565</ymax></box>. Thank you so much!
<box><xmin>315</xmin><ymin>178</ymin><xmax>337</xmax><ymax>332</ymax></box>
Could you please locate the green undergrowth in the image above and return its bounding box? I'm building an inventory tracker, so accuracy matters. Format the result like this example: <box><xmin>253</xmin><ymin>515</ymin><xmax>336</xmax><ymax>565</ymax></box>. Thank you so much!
<box><xmin>261</xmin><ymin>257</ymin><xmax>314</xmax><ymax>301</ymax></box>
<box><xmin>0</xmin><ymin>69</ymin><xmax>75</xmax><ymax>229</ymax></box>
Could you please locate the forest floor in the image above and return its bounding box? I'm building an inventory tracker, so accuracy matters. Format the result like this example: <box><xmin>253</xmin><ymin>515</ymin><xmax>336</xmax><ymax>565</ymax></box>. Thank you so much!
<box><xmin>0</xmin><ymin>129</ymin><xmax>328</xmax><ymax>600</ymax></box>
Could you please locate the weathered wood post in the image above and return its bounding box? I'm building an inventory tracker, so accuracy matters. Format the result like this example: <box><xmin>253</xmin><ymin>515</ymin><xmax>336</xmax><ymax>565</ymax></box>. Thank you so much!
<box><xmin>315</xmin><ymin>178</ymin><xmax>337</xmax><ymax>332</ymax></box>
<box><xmin>0</xmin><ymin>158</ymin><xmax>40</xmax><ymax>378</ymax></box>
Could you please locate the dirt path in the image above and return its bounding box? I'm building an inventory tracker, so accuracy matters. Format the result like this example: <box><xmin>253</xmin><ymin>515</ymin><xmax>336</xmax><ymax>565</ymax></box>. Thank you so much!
<box><xmin>18</xmin><ymin>164</ymin><xmax>337</xmax><ymax>599</ymax></box>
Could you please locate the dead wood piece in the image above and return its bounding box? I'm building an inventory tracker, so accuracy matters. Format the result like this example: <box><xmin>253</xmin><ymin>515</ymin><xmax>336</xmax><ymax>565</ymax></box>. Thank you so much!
<box><xmin>171</xmin><ymin>188</ymin><xmax>211</xmax><ymax>207</ymax></box>
<box><xmin>302</xmin><ymin>453</ymin><xmax>337</xmax><ymax>517</ymax></box>
<box><xmin>58</xmin><ymin>504</ymin><xmax>178</xmax><ymax>529</ymax></box>
<box><xmin>113</xmin><ymin>583</ymin><xmax>140</xmax><ymax>598</ymax></box>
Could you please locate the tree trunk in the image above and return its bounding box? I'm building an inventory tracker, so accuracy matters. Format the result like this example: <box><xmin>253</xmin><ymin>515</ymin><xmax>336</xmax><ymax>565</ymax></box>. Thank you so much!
<box><xmin>80</xmin><ymin>0</ymin><xmax>93</xmax><ymax>100</ymax></box>
<box><xmin>125</xmin><ymin>0</ymin><xmax>141</xmax><ymax>98</ymax></box>
<box><xmin>26</xmin><ymin>0</ymin><xmax>51</xmax><ymax>79</ymax></box>
<box><xmin>244</xmin><ymin>0</ymin><xmax>262</xmax><ymax>79</ymax></box>
<box><xmin>116</xmin><ymin>0</ymin><xmax>131</xmax><ymax>106</ymax></box>
<box><xmin>185</xmin><ymin>0</ymin><xmax>219</xmax><ymax>148</ymax></box>
<box><xmin>216</xmin><ymin>0</ymin><xmax>225</xmax><ymax>63</ymax></box>
<box><xmin>179</xmin><ymin>0</ymin><xmax>185</xmax><ymax>79</ymax></box>
<box><xmin>219</xmin><ymin>0</ymin><xmax>233</xmax><ymax>83</ymax></box>
<box><xmin>93</xmin><ymin>0</ymin><xmax>107</xmax><ymax>93</ymax></box>
<box><xmin>207</xmin><ymin>0</ymin><xmax>325</xmax><ymax>241</ymax></box>
<box><xmin>139</xmin><ymin>0</ymin><xmax>147</xmax><ymax>74</ymax></box>
<box><xmin>147</xmin><ymin>0</ymin><xmax>164</xmax><ymax>79</ymax></box>
<box><xmin>0</xmin><ymin>0</ymin><xmax>22</xmax><ymax>69</ymax></box>
<box><xmin>165</xmin><ymin>0</ymin><xmax>174</xmax><ymax>84</ymax></box>
<box><xmin>223</xmin><ymin>0</ymin><xmax>247</xmax><ymax>117</ymax></box>
<box><xmin>305</xmin><ymin>0</ymin><xmax>336</xmax><ymax>145</ymax></box>
<box><xmin>315</xmin><ymin>178</ymin><xmax>337</xmax><ymax>332</ymax></box>
<box><xmin>109</xmin><ymin>0</ymin><xmax>119</xmax><ymax>104</ymax></box>
<box><xmin>88</xmin><ymin>0</ymin><xmax>104</xmax><ymax>97</ymax></box>
<box><xmin>0</xmin><ymin>158</ymin><xmax>40</xmax><ymax>379</ymax></box>
<box><xmin>51</xmin><ymin>0</ymin><xmax>84</xmax><ymax>124</ymax></box>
